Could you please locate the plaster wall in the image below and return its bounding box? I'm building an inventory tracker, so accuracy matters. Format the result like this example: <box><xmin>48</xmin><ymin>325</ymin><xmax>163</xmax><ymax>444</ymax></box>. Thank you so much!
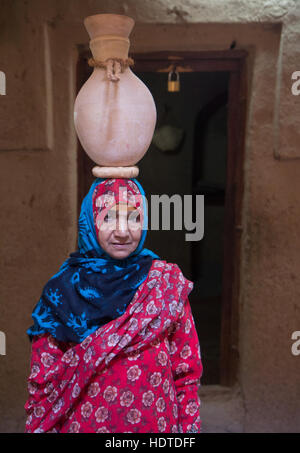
<box><xmin>0</xmin><ymin>0</ymin><xmax>299</xmax><ymax>433</ymax></box>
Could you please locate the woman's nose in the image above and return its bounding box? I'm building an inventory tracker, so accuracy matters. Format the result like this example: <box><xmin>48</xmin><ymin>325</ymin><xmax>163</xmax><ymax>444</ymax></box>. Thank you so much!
<box><xmin>115</xmin><ymin>217</ymin><xmax>129</xmax><ymax>236</ymax></box>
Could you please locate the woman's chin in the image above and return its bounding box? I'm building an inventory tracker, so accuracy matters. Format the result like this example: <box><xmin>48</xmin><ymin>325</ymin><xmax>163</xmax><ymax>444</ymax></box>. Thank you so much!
<box><xmin>109</xmin><ymin>248</ymin><xmax>132</xmax><ymax>260</ymax></box>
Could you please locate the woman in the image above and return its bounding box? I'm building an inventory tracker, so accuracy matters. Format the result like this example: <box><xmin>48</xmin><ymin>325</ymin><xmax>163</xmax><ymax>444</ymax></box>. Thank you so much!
<box><xmin>25</xmin><ymin>178</ymin><xmax>203</xmax><ymax>433</ymax></box>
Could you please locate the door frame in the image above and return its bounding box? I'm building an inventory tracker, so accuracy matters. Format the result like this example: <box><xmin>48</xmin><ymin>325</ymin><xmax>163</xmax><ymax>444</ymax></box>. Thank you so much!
<box><xmin>131</xmin><ymin>50</ymin><xmax>248</xmax><ymax>386</ymax></box>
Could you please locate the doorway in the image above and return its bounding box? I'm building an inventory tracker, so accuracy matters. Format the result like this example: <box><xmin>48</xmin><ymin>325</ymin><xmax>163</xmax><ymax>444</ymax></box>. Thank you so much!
<box><xmin>76</xmin><ymin>49</ymin><xmax>247</xmax><ymax>386</ymax></box>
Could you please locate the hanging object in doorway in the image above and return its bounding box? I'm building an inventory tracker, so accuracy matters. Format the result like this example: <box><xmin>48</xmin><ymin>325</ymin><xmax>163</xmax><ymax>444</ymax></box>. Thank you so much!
<box><xmin>168</xmin><ymin>67</ymin><xmax>180</xmax><ymax>92</ymax></box>
<box><xmin>74</xmin><ymin>14</ymin><xmax>157</xmax><ymax>178</ymax></box>
<box><xmin>152</xmin><ymin>125</ymin><xmax>184</xmax><ymax>153</ymax></box>
<box><xmin>152</xmin><ymin>104</ymin><xmax>185</xmax><ymax>153</ymax></box>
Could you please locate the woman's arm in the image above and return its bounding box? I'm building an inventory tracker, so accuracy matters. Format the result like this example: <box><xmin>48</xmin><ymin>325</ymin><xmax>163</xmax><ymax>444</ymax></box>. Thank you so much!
<box><xmin>168</xmin><ymin>297</ymin><xmax>203</xmax><ymax>433</ymax></box>
<box><xmin>24</xmin><ymin>333</ymin><xmax>74</xmax><ymax>432</ymax></box>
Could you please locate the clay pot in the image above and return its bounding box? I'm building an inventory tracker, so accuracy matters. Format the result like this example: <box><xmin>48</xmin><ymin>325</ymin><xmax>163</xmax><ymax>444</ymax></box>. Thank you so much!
<box><xmin>74</xmin><ymin>14</ymin><xmax>157</xmax><ymax>167</ymax></box>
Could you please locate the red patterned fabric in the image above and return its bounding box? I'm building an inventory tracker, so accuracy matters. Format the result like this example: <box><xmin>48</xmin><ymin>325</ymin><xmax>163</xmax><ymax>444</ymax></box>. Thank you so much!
<box><xmin>24</xmin><ymin>260</ymin><xmax>203</xmax><ymax>433</ymax></box>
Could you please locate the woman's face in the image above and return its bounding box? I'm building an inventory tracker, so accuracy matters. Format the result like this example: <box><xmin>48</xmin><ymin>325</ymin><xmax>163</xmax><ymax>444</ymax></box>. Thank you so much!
<box><xmin>97</xmin><ymin>203</ymin><xmax>142</xmax><ymax>260</ymax></box>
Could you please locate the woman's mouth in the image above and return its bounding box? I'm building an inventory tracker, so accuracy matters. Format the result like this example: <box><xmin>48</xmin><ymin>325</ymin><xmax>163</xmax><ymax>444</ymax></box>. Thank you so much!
<box><xmin>111</xmin><ymin>243</ymin><xmax>131</xmax><ymax>248</ymax></box>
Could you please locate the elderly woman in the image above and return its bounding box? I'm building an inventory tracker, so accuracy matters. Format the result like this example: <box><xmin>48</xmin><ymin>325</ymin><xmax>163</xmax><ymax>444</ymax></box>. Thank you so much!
<box><xmin>25</xmin><ymin>178</ymin><xmax>203</xmax><ymax>433</ymax></box>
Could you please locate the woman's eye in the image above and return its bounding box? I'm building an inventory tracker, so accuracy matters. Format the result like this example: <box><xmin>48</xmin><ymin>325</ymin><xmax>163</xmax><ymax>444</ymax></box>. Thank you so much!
<box><xmin>129</xmin><ymin>211</ymin><xmax>140</xmax><ymax>222</ymax></box>
<box><xmin>104</xmin><ymin>212</ymin><xmax>115</xmax><ymax>222</ymax></box>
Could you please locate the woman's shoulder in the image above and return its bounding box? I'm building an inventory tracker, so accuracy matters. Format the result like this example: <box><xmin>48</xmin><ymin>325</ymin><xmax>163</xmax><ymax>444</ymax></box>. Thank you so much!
<box><xmin>150</xmin><ymin>258</ymin><xmax>175</xmax><ymax>274</ymax></box>
<box><xmin>151</xmin><ymin>258</ymin><xmax>186</xmax><ymax>275</ymax></box>
<box><xmin>151</xmin><ymin>259</ymin><xmax>194</xmax><ymax>297</ymax></box>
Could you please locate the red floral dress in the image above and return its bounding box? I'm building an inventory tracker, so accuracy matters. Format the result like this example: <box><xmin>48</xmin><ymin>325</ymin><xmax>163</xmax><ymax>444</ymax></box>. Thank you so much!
<box><xmin>24</xmin><ymin>260</ymin><xmax>203</xmax><ymax>433</ymax></box>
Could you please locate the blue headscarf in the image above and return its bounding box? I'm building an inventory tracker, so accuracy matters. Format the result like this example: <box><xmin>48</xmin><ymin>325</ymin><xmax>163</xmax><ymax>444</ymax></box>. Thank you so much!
<box><xmin>27</xmin><ymin>178</ymin><xmax>159</xmax><ymax>343</ymax></box>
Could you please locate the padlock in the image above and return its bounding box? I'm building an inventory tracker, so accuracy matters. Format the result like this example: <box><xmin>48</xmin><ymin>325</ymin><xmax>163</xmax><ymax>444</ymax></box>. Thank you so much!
<box><xmin>168</xmin><ymin>70</ymin><xmax>180</xmax><ymax>92</ymax></box>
